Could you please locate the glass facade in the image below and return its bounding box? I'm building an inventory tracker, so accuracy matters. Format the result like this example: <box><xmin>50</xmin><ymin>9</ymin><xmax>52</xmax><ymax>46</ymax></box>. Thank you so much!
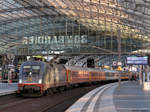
<box><xmin>0</xmin><ymin>0</ymin><xmax>149</xmax><ymax>55</ymax></box>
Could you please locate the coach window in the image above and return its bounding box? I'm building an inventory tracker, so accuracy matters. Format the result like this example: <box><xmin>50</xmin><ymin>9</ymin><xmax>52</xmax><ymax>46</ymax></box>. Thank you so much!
<box><xmin>72</xmin><ymin>71</ymin><xmax>78</xmax><ymax>76</ymax></box>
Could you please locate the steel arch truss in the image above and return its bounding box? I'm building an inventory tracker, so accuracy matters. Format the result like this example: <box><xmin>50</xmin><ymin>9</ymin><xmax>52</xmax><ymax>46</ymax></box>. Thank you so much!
<box><xmin>0</xmin><ymin>0</ymin><xmax>150</xmax><ymax>54</ymax></box>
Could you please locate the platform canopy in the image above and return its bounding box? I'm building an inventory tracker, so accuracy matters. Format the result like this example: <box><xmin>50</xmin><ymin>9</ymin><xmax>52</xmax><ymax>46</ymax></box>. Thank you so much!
<box><xmin>0</xmin><ymin>0</ymin><xmax>150</xmax><ymax>55</ymax></box>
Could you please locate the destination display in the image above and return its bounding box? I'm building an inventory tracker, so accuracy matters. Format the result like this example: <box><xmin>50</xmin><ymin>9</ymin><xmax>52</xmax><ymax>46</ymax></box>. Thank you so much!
<box><xmin>127</xmin><ymin>56</ymin><xmax>148</xmax><ymax>65</ymax></box>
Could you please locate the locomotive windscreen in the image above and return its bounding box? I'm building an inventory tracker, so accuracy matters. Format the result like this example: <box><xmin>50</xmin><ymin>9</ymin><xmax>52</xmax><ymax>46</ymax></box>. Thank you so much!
<box><xmin>23</xmin><ymin>65</ymin><xmax>40</xmax><ymax>77</ymax></box>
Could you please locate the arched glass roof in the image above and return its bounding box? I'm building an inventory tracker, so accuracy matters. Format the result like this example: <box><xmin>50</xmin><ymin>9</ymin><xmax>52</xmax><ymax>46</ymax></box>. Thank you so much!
<box><xmin>0</xmin><ymin>0</ymin><xmax>150</xmax><ymax>54</ymax></box>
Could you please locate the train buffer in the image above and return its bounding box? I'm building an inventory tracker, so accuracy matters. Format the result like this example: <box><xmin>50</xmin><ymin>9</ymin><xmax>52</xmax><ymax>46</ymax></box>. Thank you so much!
<box><xmin>66</xmin><ymin>81</ymin><xmax>150</xmax><ymax>112</ymax></box>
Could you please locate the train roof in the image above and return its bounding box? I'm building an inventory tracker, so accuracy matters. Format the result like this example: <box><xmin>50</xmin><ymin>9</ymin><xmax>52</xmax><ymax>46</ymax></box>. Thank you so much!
<box><xmin>65</xmin><ymin>66</ymin><xmax>119</xmax><ymax>73</ymax></box>
<box><xmin>21</xmin><ymin>61</ymin><xmax>46</xmax><ymax>66</ymax></box>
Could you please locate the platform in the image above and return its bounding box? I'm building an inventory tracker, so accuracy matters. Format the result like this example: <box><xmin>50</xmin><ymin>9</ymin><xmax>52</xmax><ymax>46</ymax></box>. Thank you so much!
<box><xmin>114</xmin><ymin>81</ymin><xmax>150</xmax><ymax>112</ymax></box>
<box><xmin>66</xmin><ymin>81</ymin><xmax>149</xmax><ymax>112</ymax></box>
<box><xmin>0</xmin><ymin>83</ymin><xmax>18</xmax><ymax>96</ymax></box>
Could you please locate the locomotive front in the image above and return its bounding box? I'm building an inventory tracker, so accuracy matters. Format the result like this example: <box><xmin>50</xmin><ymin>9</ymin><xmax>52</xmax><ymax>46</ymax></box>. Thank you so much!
<box><xmin>18</xmin><ymin>61</ymin><xmax>45</xmax><ymax>96</ymax></box>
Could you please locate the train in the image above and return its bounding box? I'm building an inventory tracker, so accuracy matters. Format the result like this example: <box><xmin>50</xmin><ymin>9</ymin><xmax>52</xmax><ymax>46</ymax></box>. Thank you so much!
<box><xmin>18</xmin><ymin>60</ymin><xmax>133</xmax><ymax>97</ymax></box>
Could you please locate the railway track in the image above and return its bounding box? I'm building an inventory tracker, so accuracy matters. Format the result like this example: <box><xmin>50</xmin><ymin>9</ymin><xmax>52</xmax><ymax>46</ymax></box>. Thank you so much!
<box><xmin>0</xmin><ymin>94</ymin><xmax>27</xmax><ymax>106</ymax></box>
<box><xmin>0</xmin><ymin>81</ymin><xmax>116</xmax><ymax>112</ymax></box>
<box><xmin>39</xmin><ymin>86</ymin><xmax>93</xmax><ymax>112</ymax></box>
<box><xmin>41</xmin><ymin>81</ymin><xmax>115</xmax><ymax>112</ymax></box>
<box><xmin>0</xmin><ymin>84</ymin><xmax>102</xmax><ymax>112</ymax></box>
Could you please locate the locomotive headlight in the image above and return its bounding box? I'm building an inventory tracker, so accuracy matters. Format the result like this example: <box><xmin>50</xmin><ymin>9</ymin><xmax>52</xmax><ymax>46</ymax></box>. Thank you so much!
<box><xmin>19</xmin><ymin>79</ymin><xmax>22</xmax><ymax>83</ymax></box>
<box><xmin>38</xmin><ymin>79</ymin><xmax>42</xmax><ymax>84</ymax></box>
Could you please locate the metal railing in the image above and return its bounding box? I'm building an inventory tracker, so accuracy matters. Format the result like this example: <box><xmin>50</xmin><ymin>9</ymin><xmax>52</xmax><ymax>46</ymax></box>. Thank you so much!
<box><xmin>0</xmin><ymin>81</ymin><xmax>18</xmax><ymax>91</ymax></box>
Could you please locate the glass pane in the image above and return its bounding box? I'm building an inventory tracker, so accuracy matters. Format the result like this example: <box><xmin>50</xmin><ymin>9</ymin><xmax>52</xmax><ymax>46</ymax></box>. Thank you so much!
<box><xmin>23</xmin><ymin>66</ymin><xmax>31</xmax><ymax>77</ymax></box>
<box><xmin>32</xmin><ymin>66</ymin><xmax>40</xmax><ymax>76</ymax></box>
